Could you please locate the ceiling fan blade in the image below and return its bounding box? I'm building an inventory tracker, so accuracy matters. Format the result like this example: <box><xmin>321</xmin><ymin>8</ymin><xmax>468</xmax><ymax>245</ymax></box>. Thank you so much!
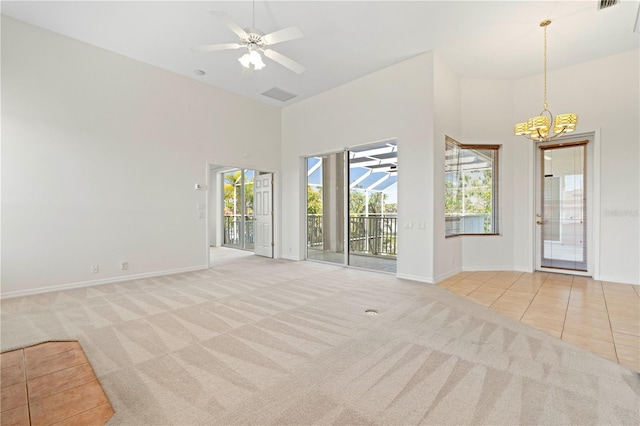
<box><xmin>263</xmin><ymin>49</ymin><xmax>305</xmax><ymax>74</ymax></box>
<box><xmin>262</xmin><ymin>26</ymin><xmax>304</xmax><ymax>45</ymax></box>
<box><xmin>210</xmin><ymin>10</ymin><xmax>248</xmax><ymax>39</ymax></box>
<box><xmin>191</xmin><ymin>43</ymin><xmax>242</xmax><ymax>53</ymax></box>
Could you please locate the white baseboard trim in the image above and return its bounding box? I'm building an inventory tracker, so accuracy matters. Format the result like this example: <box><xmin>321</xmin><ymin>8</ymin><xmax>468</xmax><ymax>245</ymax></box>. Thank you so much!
<box><xmin>462</xmin><ymin>265</ymin><xmax>524</xmax><ymax>272</ymax></box>
<box><xmin>434</xmin><ymin>268</ymin><xmax>463</xmax><ymax>284</ymax></box>
<box><xmin>396</xmin><ymin>273</ymin><xmax>434</xmax><ymax>284</ymax></box>
<box><xmin>0</xmin><ymin>265</ymin><xmax>209</xmax><ymax>299</ymax></box>
<box><xmin>281</xmin><ymin>254</ymin><xmax>303</xmax><ymax>261</ymax></box>
<box><xmin>594</xmin><ymin>274</ymin><xmax>639</xmax><ymax>286</ymax></box>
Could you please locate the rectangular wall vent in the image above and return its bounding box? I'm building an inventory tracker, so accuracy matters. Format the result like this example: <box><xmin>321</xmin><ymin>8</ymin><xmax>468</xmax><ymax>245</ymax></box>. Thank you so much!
<box><xmin>598</xmin><ymin>0</ymin><xmax>618</xmax><ymax>9</ymax></box>
<box><xmin>262</xmin><ymin>87</ymin><xmax>297</xmax><ymax>102</ymax></box>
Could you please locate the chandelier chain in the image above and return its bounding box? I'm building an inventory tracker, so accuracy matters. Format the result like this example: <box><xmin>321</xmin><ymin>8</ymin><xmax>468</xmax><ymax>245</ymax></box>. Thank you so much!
<box><xmin>543</xmin><ymin>23</ymin><xmax>548</xmax><ymax>110</ymax></box>
<box><xmin>513</xmin><ymin>19</ymin><xmax>577</xmax><ymax>142</ymax></box>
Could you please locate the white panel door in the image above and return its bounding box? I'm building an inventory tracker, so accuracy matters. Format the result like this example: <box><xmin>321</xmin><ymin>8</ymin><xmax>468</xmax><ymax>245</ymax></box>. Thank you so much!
<box><xmin>254</xmin><ymin>173</ymin><xmax>273</xmax><ymax>257</ymax></box>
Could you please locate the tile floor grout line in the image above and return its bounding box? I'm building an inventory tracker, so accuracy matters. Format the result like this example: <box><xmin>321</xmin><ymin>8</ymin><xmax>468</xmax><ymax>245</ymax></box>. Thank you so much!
<box><xmin>600</xmin><ymin>283</ymin><xmax>621</xmax><ymax>363</ymax></box>
<box><xmin>24</xmin><ymin>353</ymin><xmax>87</xmax><ymax>382</ymax></box>
<box><xmin>439</xmin><ymin>271</ymin><xmax>637</xmax><ymax>369</ymax></box>
<box><xmin>517</xmin><ymin>274</ymin><xmax>547</xmax><ymax>322</ymax></box>
<box><xmin>53</xmin><ymin>401</ymin><xmax>112</xmax><ymax>425</ymax></box>
<box><xmin>22</xmin><ymin>348</ymin><xmax>33</xmax><ymax>426</ymax></box>
<box><xmin>34</xmin><ymin>379</ymin><xmax>104</xmax><ymax>425</ymax></box>
<box><xmin>559</xmin><ymin>276</ymin><xmax>576</xmax><ymax>340</ymax></box>
<box><xmin>486</xmin><ymin>280</ymin><xmax>518</xmax><ymax>309</ymax></box>
<box><xmin>26</xmin><ymin>362</ymin><xmax>93</xmax><ymax>404</ymax></box>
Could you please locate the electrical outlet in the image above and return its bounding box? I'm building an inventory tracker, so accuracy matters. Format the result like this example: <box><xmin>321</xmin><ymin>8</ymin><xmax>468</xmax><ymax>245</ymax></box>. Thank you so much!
<box><xmin>121</xmin><ymin>262</ymin><xmax>129</xmax><ymax>271</ymax></box>
<box><xmin>90</xmin><ymin>265</ymin><xmax>99</xmax><ymax>274</ymax></box>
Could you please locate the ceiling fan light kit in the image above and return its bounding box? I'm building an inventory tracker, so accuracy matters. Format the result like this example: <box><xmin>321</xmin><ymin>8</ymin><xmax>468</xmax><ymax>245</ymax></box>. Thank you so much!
<box><xmin>514</xmin><ymin>20</ymin><xmax>578</xmax><ymax>142</ymax></box>
<box><xmin>192</xmin><ymin>5</ymin><xmax>305</xmax><ymax>74</ymax></box>
<box><xmin>239</xmin><ymin>47</ymin><xmax>265</xmax><ymax>70</ymax></box>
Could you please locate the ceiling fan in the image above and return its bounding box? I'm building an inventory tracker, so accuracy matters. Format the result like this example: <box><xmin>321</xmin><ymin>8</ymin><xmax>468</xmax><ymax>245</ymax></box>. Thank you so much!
<box><xmin>192</xmin><ymin>5</ymin><xmax>305</xmax><ymax>74</ymax></box>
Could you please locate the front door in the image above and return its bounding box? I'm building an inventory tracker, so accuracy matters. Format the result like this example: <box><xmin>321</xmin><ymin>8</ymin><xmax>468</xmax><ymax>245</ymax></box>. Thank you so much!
<box><xmin>254</xmin><ymin>173</ymin><xmax>273</xmax><ymax>257</ymax></box>
<box><xmin>535</xmin><ymin>140</ymin><xmax>589</xmax><ymax>272</ymax></box>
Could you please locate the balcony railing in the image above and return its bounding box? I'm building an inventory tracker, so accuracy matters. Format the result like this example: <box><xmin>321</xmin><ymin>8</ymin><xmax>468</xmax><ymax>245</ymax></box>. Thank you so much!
<box><xmin>307</xmin><ymin>215</ymin><xmax>323</xmax><ymax>248</ymax></box>
<box><xmin>224</xmin><ymin>215</ymin><xmax>254</xmax><ymax>246</ymax></box>
<box><xmin>307</xmin><ymin>214</ymin><xmax>397</xmax><ymax>257</ymax></box>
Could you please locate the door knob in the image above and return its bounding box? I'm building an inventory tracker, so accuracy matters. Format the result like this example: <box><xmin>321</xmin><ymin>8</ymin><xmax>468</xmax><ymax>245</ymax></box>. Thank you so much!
<box><xmin>536</xmin><ymin>220</ymin><xmax>543</xmax><ymax>225</ymax></box>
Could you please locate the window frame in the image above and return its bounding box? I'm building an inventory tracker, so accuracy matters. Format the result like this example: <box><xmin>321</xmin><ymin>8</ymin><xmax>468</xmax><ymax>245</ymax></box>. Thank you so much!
<box><xmin>445</xmin><ymin>136</ymin><xmax>500</xmax><ymax>237</ymax></box>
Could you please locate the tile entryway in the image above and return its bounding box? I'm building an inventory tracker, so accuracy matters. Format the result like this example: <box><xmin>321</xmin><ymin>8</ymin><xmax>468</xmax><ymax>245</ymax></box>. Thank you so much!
<box><xmin>438</xmin><ymin>271</ymin><xmax>640</xmax><ymax>371</ymax></box>
<box><xmin>0</xmin><ymin>341</ymin><xmax>113</xmax><ymax>426</ymax></box>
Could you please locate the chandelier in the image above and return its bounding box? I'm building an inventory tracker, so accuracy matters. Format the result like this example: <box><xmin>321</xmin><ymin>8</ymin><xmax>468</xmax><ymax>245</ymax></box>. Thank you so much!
<box><xmin>514</xmin><ymin>20</ymin><xmax>578</xmax><ymax>141</ymax></box>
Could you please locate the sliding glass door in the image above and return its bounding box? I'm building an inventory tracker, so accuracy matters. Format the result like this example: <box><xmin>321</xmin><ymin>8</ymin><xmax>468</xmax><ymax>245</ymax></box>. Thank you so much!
<box><xmin>348</xmin><ymin>143</ymin><xmax>397</xmax><ymax>272</ymax></box>
<box><xmin>306</xmin><ymin>153</ymin><xmax>346</xmax><ymax>264</ymax></box>
<box><xmin>305</xmin><ymin>141</ymin><xmax>398</xmax><ymax>273</ymax></box>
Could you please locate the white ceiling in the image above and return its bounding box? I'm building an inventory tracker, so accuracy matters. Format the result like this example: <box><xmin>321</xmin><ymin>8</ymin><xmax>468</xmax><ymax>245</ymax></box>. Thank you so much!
<box><xmin>2</xmin><ymin>1</ymin><xmax>639</xmax><ymax>106</ymax></box>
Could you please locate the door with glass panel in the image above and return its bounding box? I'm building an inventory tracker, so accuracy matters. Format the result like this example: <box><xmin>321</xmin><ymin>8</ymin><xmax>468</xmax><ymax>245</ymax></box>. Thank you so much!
<box><xmin>536</xmin><ymin>141</ymin><xmax>588</xmax><ymax>271</ymax></box>
<box><xmin>223</xmin><ymin>169</ymin><xmax>255</xmax><ymax>250</ymax></box>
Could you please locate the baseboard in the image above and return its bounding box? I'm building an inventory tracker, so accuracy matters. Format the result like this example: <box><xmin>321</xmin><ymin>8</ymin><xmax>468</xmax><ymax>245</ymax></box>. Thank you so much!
<box><xmin>434</xmin><ymin>267</ymin><xmax>463</xmax><ymax>284</ymax></box>
<box><xmin>396</xmin><ymin>273</ymin><xmax>434</xmax><ymax>284</ymax></box>
<box><xmin>281</xmin><ymin>254</ymin><xmax>303</xmax><ymax>261</ymax></box>
<box><xmin>462</xmin><ymin>265</ymin><xmax>523</xmax><ymax>272</ymax></box>
<box><xmin>0</xmin><ymin>265</ymin><xmax>209</xmax><ymax>299</ymax></box>
<box><xmin>594</xmin><ymin>274</ymin><xmax>639</xmax><ymax>286</ymax></box>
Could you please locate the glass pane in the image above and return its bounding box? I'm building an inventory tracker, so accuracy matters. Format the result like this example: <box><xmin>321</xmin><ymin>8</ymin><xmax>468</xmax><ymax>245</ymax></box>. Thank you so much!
<box><xmin>223</xmin><ymin>170</ymin><xmax>242</xmax><ymax>248</ymax></box>
<box><xmin>460</xmin><ymin>148</ymin><xmax>495</xmax><ymax>234</ymax></box>
<box><xmin>306</xmin><ymin>154</ymin><xmax>345</xmax><ymax>264</ymax></box>
<box><xmin>445</xmin><ymin>140</ymin><xmax>461</xmax><ymax>236</ymax></box>
<box><xmin>348</xmin><ymin>142</ymin><xmax>397</xmax><ymax>273</ymax></box>
<box><xmin>243</xmin><ymin>170</ymin><xmax>255</xmax><ymax>250</ymax></box>
<box><xmin>541</xmin><ymin>145</ymin><xmax>587</xmax><ymax>270</ymax></box>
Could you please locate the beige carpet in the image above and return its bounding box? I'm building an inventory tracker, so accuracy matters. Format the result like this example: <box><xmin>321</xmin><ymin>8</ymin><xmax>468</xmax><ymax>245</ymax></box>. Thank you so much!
<box><xmin>1</xmin><ymin>251</ymin><xmax>639</xmax><ymax>425</ymax></box>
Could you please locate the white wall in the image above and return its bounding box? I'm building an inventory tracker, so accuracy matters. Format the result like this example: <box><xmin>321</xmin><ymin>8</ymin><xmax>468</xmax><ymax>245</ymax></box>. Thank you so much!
<box><xmin>432</xmin><ymin>53</ymin><xmax>463</xmax><ymax>282</ymax></box>
<box><xmin>460</xmin><ymin>79</ymin><xmax>523</xmax><ymax>271</ymax></box>
<box><xmin>3</xmin><ymin>17</ymin><xmax>637</xmax><ymax>297</ymax></box>
<box><xmin>282</xmin><ymin>53</ymin><xmax>436</xmax><ymax>282</ymax></box>
<box><xmin>1</xmin><ymin>17</ymin><xmax>281</xmax><ymax>297</ymax></box>
<box><xmin>512</xmin><ymin>49</ymin><xmax>639</xmax><ymax>284</ymax></box>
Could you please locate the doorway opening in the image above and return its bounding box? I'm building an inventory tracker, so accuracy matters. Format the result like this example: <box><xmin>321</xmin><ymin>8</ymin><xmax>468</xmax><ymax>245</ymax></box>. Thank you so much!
<box><xmin>305</xmin><ymin>140</ymin><xmax>398</xmax><ymax>273</ymax></box>
<box><xmin>208</xmin><ymin>165</ymin><xmax>273</xmax><ymax>260</ymax></box>
<box><xmin>535</xmin><ymin>138</ymin><xmax>591</xmax><ymax>273</ymax></box>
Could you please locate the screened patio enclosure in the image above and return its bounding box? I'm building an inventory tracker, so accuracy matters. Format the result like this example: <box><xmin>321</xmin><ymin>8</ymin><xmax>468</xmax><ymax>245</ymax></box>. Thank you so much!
<box><xmin>306</xmin><ymin>142</ymin><xmax>398</xmax><ymax>273</ymax></box>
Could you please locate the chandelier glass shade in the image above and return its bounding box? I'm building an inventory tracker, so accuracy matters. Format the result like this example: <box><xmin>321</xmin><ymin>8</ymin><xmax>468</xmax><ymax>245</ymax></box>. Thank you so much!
<box><xmin>514</xmin><ymin>20</ymin><xmax>578</xmax><ymax>142</ymax></box>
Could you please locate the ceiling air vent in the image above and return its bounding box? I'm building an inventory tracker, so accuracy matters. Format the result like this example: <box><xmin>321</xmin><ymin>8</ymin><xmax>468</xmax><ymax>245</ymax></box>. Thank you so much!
<box><xmin>598</xmin><ymin>0</ymin><xmax>618</xmax><ymax>9</ymax></box>
<box><xmin>262</xmin><ymin>87</ymin><xmax>297</xmax><ymax>102</ymax></box>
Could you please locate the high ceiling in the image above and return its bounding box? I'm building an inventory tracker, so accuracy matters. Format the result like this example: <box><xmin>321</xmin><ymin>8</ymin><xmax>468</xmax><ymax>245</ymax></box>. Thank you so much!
<box><xmin>2</xmin><ymin>1</ymin><xmax>638</xmax><ymax>106</ymax></box>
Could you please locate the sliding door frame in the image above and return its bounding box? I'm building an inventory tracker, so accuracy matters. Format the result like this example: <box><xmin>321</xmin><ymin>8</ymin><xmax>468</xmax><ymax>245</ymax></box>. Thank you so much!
<box><xmin>304</xmin><ymin>138</ymin><xmax>398</xmax><ymax>273</ymax></box>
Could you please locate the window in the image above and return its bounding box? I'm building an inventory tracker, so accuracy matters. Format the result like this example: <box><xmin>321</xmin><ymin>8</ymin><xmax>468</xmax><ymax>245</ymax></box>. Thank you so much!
<box><xmin>445</xmin><ymin>136</ymin><xmax>500</xmax><ymax>236</ymax></box>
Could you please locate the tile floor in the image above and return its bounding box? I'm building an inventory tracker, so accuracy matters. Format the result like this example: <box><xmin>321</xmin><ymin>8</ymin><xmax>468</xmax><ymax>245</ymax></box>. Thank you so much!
<box><xmin>0</xmin><ymin>341</ymin><xmax>113</xmax><ymax>426</ymax></box>
<box><xmin>438</xmin><ymin>271</ymin><xmax>640</xmax><ymax>371</ymax></box>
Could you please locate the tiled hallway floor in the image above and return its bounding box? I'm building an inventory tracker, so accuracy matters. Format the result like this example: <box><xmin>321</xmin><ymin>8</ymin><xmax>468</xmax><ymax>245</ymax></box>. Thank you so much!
<box><xmin>0</xmin><ymin>341</ymin><xmax>113</xmax><ymax>426</ymax></box>
<box><xmin>438</xmin><ymin>271</ymin><xmax>640</xmax><ymax>371</ymax></box>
